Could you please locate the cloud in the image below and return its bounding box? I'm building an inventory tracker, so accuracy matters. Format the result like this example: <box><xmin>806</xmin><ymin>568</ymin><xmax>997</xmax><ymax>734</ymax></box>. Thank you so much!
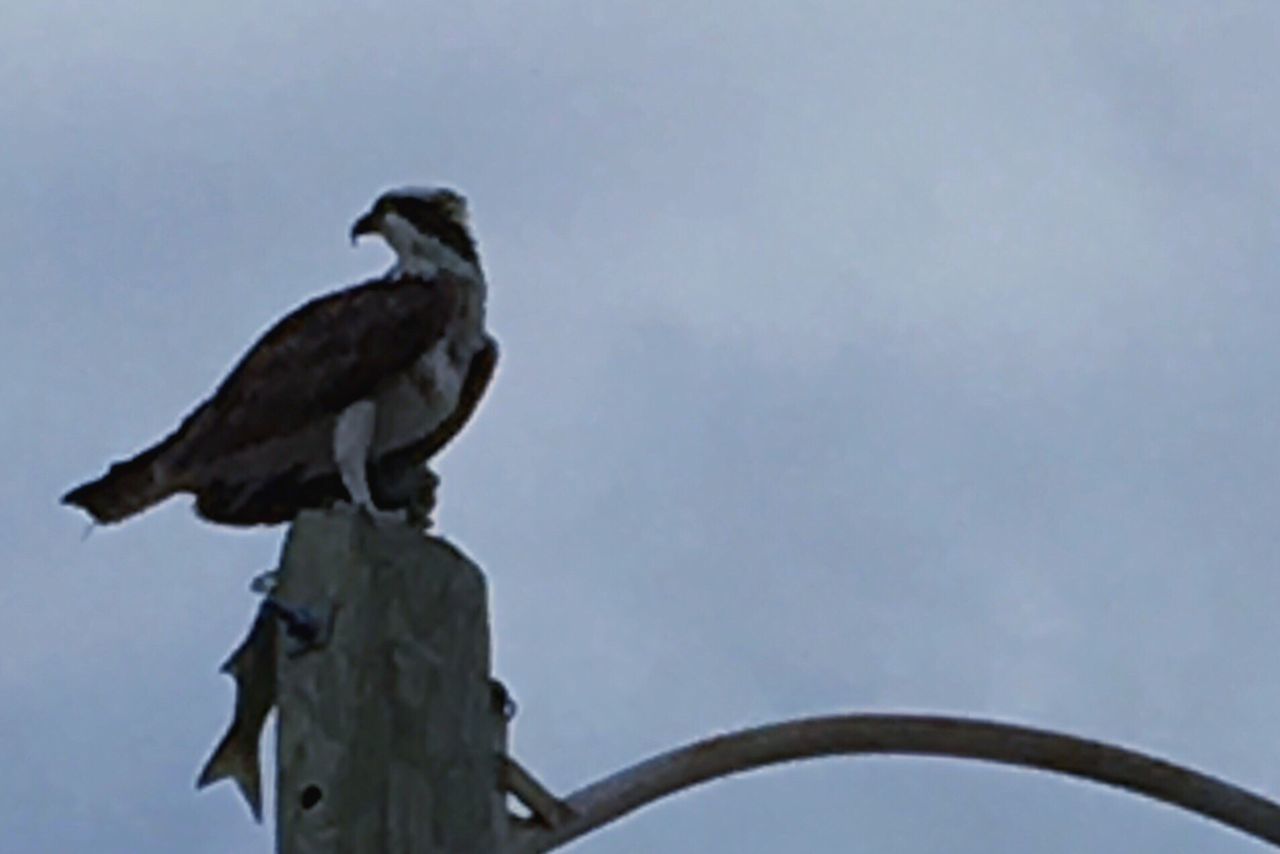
<box><xmin>5</xmin><ymin>3</ymin><xmax>1280</xmax><ymax>851</ymax></box>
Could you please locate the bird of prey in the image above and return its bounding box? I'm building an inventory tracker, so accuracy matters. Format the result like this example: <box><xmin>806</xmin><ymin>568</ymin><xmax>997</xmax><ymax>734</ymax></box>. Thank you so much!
<box><xmin>62</xmin><ymin>186</ymin><xmax>497</xmax><ymax>527</ymax></box>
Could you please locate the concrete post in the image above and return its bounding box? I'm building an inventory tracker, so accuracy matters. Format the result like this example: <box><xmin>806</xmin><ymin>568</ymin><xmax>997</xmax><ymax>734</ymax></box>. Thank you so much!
<box><xmin>274</xmin><ymin>509</ymin><xmax>501</xmax><ymax>853</ymax></box>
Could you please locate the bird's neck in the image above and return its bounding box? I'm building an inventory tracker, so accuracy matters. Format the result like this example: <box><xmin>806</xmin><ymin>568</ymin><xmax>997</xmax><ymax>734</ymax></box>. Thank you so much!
<box><xmin>391</xmin><ymin>236</ymin><xmax>484</xmax><ymax>284</ymax></box>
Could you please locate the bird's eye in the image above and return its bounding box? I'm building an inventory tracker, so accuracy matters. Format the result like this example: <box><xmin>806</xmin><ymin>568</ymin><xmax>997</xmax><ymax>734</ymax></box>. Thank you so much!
<box><xmin>438</xmin><ymin>193</ymin><xmax>466</xmax><ymax>222</ymax></box>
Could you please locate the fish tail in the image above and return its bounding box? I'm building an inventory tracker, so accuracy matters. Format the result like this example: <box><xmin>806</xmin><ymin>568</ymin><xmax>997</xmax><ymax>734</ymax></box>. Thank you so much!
<box><xmin>197</xmin><ymin>723</ymin><xmax>264</xmax><ymax>822</ymax></box>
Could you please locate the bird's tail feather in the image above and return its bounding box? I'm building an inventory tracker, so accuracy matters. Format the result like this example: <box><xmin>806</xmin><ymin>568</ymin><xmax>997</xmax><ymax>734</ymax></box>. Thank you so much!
<box><xmin>61</xmin><ymin>443</ymin><xmax>179</xmax><ymax>524</ymax></box>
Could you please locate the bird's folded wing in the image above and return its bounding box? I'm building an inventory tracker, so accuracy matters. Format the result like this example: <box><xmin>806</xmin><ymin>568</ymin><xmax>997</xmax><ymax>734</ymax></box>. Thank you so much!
<box><xmin>172</xmin><ymin>273</ymin><xmax>464</xmax><ymax>464</ymax></box>
<box><xmin>193</xmin><ymin>337</ymin><xmax>499</xmax><ymax>526</ymax></box>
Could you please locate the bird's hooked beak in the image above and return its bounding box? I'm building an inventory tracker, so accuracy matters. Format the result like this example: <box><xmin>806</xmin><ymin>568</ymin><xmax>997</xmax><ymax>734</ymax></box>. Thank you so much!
<box><xmin>350</xmin><ymin>209</ymin><xmax>381</xmax><ymax>245</ymax></box>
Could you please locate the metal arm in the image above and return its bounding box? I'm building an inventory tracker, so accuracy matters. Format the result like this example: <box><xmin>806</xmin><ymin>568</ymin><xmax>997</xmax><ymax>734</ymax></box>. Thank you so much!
<box><xmin>507</xmin><ymin>713</ymin><xmax>1280</xmax><ymax>852</ymax></box>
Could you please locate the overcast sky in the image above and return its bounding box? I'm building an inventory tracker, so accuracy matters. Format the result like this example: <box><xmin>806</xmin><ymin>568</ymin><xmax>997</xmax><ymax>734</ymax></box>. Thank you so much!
<box><xmin>5</xmin><ymin>2</ymin><xmax>1280</xmax><ymax>851</ymax></box>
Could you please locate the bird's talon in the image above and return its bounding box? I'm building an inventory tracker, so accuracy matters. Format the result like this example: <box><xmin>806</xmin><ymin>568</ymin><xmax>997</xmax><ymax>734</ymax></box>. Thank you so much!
<box><xmin>353</xmin><ymin>502</ymin><xmax>408</xmax><ymax>527</ymax></box>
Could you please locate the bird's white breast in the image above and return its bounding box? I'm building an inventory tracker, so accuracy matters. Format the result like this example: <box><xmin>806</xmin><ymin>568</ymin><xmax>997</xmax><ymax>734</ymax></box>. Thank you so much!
<box><xmin>370</xmin><ymin>294</ymin><xmax>485</xmax><ymax>455</ymax></box>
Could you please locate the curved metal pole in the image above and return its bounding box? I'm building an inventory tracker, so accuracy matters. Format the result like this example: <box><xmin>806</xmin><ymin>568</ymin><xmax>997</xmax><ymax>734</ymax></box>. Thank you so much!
<box><xmin>507</xmin><ymin>713</ymin><xmax>1280</xmax><ymax>852</ymax></box>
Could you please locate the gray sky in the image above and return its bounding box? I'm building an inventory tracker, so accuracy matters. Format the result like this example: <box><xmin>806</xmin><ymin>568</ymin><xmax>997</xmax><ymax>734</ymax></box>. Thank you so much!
<box><xmin>4</xmin><ymin>2</ymin><xmax>1280</xmax><ymax>851</ymax></box>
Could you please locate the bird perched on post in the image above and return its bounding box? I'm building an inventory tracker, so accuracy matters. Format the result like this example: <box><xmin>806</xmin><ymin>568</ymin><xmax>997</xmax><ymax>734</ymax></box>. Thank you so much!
<box><xmin>62</xmin><ymin>186</ymin><xmax>498</xmax><ymax>527</ymax></box>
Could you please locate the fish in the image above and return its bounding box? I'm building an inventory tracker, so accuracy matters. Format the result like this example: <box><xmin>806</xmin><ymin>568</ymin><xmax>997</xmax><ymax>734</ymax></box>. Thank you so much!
<box><xmin>197</xmin><ymin>600</ymin><xmax>278</xmax><ymax>822</ymax></box>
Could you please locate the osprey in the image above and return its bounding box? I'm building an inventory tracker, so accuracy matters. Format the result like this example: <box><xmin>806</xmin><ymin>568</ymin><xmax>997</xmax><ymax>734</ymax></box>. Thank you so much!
<box><xmin>63</xmin><ymin>186</ymin><xmax>497</xmax><ymax>526</ymax></box>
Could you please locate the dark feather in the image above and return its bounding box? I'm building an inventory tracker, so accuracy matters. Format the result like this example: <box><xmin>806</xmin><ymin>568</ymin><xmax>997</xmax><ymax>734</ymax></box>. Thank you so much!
<box><xmin>174</xmin><ymin>273</ymin><xmax>465</xmax><ymax>464</ymax></box>
<box><xmin>62</xmin><ymin>272</ymin><xmax>473</xmax><ymax>526</ymax></box>
<box><xmin>193</xmin><ymin>337</ymin><xmax>498</xmax><ymax>525</ymax></box>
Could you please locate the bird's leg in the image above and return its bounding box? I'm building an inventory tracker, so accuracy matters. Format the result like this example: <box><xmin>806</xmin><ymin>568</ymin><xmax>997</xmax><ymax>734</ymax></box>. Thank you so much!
<box><xmin>333</xmin><ymin>400</ymin><xmax>403</xmax><ymax>524</ymax></box>
<box><xmin>333</xmin><ymin>400</ymin><xmax>377</xmax><ymax>509</ymax></box>
<box><xmin>368</xmin><ymin>460</ymin><xmax>439</xmax><ymax>530</ymax></box>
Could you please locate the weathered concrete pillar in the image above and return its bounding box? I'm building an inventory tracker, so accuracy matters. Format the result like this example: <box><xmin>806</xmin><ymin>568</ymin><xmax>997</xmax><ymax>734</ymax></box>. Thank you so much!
<box><xmin>275</xmin><ymin>508</ymin><xmax>500</xmax><ymax>853</ymax></box>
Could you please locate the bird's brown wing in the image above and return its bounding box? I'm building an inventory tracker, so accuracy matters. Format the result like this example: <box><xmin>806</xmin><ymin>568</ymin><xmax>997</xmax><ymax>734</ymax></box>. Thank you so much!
<box><xmin>192</xmin><ymin>335</ymin><xmax>498</xmax><ymax>526</ymax></box>
<box><xmin>173</xmin><ymin>273</ymin><xmax>465</xmax><ymax>466</ymax></box>
<box><xmin>61</xmin><ymin>273</ymin><xmax>465</xmax><ymax>525</ymax></box>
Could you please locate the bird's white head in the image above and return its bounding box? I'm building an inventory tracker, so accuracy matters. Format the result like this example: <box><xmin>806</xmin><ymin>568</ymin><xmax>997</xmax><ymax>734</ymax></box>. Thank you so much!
<box><xmin>350</xmin><ymin>186</ymin><xmax>481</xmax><ymax>279</ymax></box>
